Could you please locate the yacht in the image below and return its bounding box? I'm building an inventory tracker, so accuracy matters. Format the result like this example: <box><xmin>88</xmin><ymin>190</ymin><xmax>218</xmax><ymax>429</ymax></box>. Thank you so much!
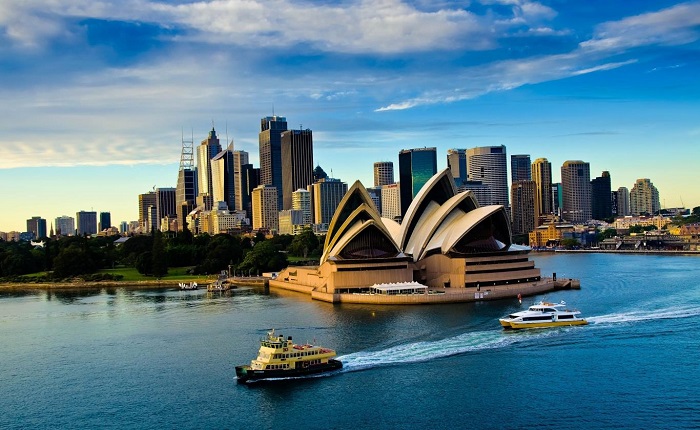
<box><xmin>499</xmin><ymin>300</ymin><xmax>588</xmax><ymax>329</ymax></box>
<box><xmin>235</xmin><ymin>329</ymin><xmax>342</xmax><ymax>383</ymax></box>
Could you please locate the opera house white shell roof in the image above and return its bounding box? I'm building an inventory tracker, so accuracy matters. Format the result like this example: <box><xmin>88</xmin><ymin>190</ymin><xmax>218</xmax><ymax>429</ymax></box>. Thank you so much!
<box><xmin>320</xmin><ymin>168</ymin><xmax>514</xmax><ymax>265</ymax></box>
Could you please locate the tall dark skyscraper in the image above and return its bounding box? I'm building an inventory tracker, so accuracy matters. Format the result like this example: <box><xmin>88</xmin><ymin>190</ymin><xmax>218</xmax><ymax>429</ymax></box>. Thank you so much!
<box><xmin>76</xmin><ymin>211</ymin><xmax>97</xmax><ymax>236</ymax></box>
<box><xmin>196</xmin><ymin>127</ymin><xmax>222</xmax><ymax>211</ymax></box>
<box><xmin>98</xmin><ymin>212</ymin><xmax>111</xmax><ymax>231</ymax></box>
<box><xmin>561</xmin><ymin>160</ymin><xmax>591</xmax><ymax>223</ymax></box>
<box><xmin>259</xmin><ymin>116</ymin><xmax>288</xmax><ymax>210</ymax></box>
<box><xmin>398</xmin><ymin>147</ymin><xmax>437</xmax><ymax>217</ymax></box>
<box><xmin>26</xmin><ymin>216</ymin><xmax>47</xmax><ymax>239</ymax></box>
<box><xmin>591</xmin><ymin>171</ymin><xmax>612</xmax><ymax>220</ymax></box>
<box><xmin>281</xmin><ymin>128</ymin><xmax>314</xmax><ymax>210</ymax></box>
<box><xmin>511</xmin><ymin>154</ymin><xmax>531</xmax><ymax>182</ymax></box>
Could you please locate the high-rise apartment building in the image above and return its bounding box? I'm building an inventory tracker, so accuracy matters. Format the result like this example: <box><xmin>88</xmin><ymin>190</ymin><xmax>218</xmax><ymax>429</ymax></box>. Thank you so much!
<box><xmin>511</xmin><ymin>154</ymin><xmax>531</xmax><ymax>182</ymax></box>
<box><xmin>251</xmin><ymin>185</ymin><xmax>279</xmax><ymax>232</ymax></box>
<box><xmin>259</xmin><ymin>116</ymin><xmax>288</xmax><ymax>211</ymax></box>
<box><xmin>510</xmin><ymin>181</ymin><xmax>537</xmax><ymax>235</ymax></box>
<box><xmin>630</xmin><ymin>179</ymin><xmax>660</xmax><ymax>215</ymax></box>
<box><xmin>211</xmin><ymin>146</ymin><xmax>235</xmax><ymax>211</ymax></box>
<box><xmin>281</xmin><ymin>128</ymin><xmax>314</xmax><ymax>211</ymax></box>
<box><xmin>381</xmin><ymin>183</ymin><xmax>401</xmax><ymax>221</ymax></box>
<box><xmin>466</xmin><ymin>145</ymin><xmax>508</xmax><ymax>207</ymax></box>
<box><xmin>292</xmin><ymin>188</ymin><xmax>312</xmax><ymax>225</ymax></box>
<box><xmin>98</xmin><ymin>212</ymin><xmax>112</xmax><ymax>231</ymax></box>
<box><xmin>591</xmin><ymin>171</ymin><xmax>612</xmax><ymax>220</ymax></box>
<box><xmin>55</xmin><ymin>216</ymin><xmax>75</xmax><ymax>236</ymax></box>
<box><xmin>196</xmin><ymin>127</ymin><xmax>222</xmax><ymax>211</ymax></box>
<box><xmin>561</xmin><ymin>160</ymin><xmax>591</xmax><ymax>224</ymax></box>
<box><xmin>76</xmin><ymin>211</ymin><xmax>97</xmax><ymax>236</ymax></box>
<box><xmin>458</xmin><ymin>181</ymin><xmax>491</xmax><ymax>208</ymax></box>
<box><xmin>309</xmin><ymin>178</ymin><xmax>348</xmax><ymax>227</ymax></box>
<box><xmin>232</xmin><ymin>150</ymin><xmax>249</xmax><ymax>212</ymax></box>
<box><xmin>26</xmin><ymin>216</ymin><xmax>47</xmax><ymax>239</ymax></box>
<box><xmin>447</xmin><ymin>149</ymin><xmax>468</xmax><ymax>186</ymax></box>
<box><xmin>373</xmin><ymin>161</ymin><xmax>395</xmax><ymax>187</ymax></box>
<box><xmin>616</xmin><ymin>187</ymin><xmax>630</xmax><ymax>216</ymax></box>
<box><xmin>155</xmin><ymin>188</ymin><xmax>176</xmax><ymax>231</ymax></box>
<box><xmin>531</xmin><ymin>158</ymin><xmax>553</xmax><ymax>219</ymax></box>
<box><xmin>398</xmin><ymin>147</ymin><xmax>437</xmax><ymax>216</ymax></box>
<box><xmin>551</xmin><ymin>183</ymin><xmax>562</xmax><ymax>216</ymax></box>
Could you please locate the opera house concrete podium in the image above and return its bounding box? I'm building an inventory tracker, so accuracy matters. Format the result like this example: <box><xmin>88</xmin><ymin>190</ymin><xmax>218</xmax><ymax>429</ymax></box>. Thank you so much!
<box><xmin>270</xmin><ymin>169</ymin><xmax>571</xmax><ymax>304</ymax></box>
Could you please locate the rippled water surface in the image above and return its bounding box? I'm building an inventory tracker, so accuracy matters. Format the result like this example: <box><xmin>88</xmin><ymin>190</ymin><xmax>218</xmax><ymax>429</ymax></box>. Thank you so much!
<box><xmin>2</xmin><ymin>253</ymin><xmax>699</xmax><ymax>429</ymax></box>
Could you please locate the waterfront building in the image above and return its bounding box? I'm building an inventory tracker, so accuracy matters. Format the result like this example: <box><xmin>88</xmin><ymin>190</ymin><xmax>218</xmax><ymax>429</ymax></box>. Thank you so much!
<box><xmin>232</xmin><ymin>150</ymin><xmax>249</xmax><ymax>212</ymax></box>
<box><xmin>271</xmin><ymin>169</ymin><xmax>543</xmax><ymax>301</ymax></box>
<box><xmin>309</xmin><ymin>177</ymin><xmax>348</xmax><ymax>228</ymax></box>
<box><xmin>138</xmin><ymin>191</ymin><xmax>157</xmax><ymax>233</ymax></box>
<box><xmin>591</xmin><ymin>171</ymin><xmax>612</xmax><ymax>220</ymax></box>
<box><xmin>281</xmin><ymin>128</ymin><xmax>314</xmax><ymax>211</ymax></box>
<box><xmin>630</xmin><ymin>178</ymin><xmax>660</xmax><ymax>216</ymax></box>
<box><xmin>196</xmin><ymin>127</ymin><xmax>222</xmax><ymax>211</ymax></box>
<box><xmin>76</xmin><ymin>211</ymin><xmax>97</xmax><ymax>236</ymax></box>
<box><xmin>446</xmin><ymin>149</ymin><xmax>467</xmax><ymax>185</ymax></box>
<box><xmin>211</xmin><ymin>146</ymin><xmax>235</xmax><ymax>211</ymax></box>
<box><xmin>614</xmin><ymin>187</ymin><xmax>630</xmax><ymax>216</ymax></box>
<box><xmin>532</xmin><ymin>158</ymin><xmax>553</xmax><ymax>221</ymax></box>
<box><xmin>561</xmin><ymin>160</ymin><xmax>591</xmax><ymax>224</ymax></box>
<box><xmin>511</xmin><ymin>181</ymin><xmax>538</xmax><ymax>236</ymax></box>
<box><xmin>528</xmin><ymin>221</ymin><xmax>575</xmax><ymax>248</ymax></box>
<box><xmin>251</xmin><ymin>185</ymin><xmax>279</xmax><ymax>233</ymax></box>
<box><xmin>26</xmin><ymin>216</ymin><xmax>47</xmax><ymax>240</ymax></box>
<box><xmin>381</xmin><ymin>183</ymin><xmax>401</xmax><ymax>221</ymax></box>
<box><xmin>466</xmin><ymin>145</ymin><xmax>508</xmax><ymax>207</ymax></box>
<box><xmin>374</xmin><ymin>161</ymin><xmax>395</xmax><ymax>187</ymax></box>
<box><xmin>98</xmin><ymin>212</ymin><xmax>112</xmax><ymax>232</ymax></box>
<box><xmin>259</xmin><ymin>115</ymin><xmax>288</xmax><ymax>211</ymax></box>
<box><xmin>398</xmin><ymin>147</ymin><xmax>438</xmax><ymax>217</ymax></box>
<box><xmin>55</xmin><ymin>216</ymin><xmax>75</xmax><ymax>236</ymax></box>
<box><xmin>511</xmin><ymin>154</ymin><xmax>531</xmax><ymax>182</ymax></box>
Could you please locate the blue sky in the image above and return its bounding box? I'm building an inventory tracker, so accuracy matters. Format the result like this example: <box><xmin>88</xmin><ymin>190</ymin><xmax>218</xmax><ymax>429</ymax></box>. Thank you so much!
<box><xmin>1</xmin><ymin>0</ymin><xmax>699</xmax><ymax>231</ymax></box>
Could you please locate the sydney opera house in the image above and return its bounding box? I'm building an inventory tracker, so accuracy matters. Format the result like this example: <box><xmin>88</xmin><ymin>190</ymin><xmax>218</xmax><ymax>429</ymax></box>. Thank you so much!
<box><xmin>270</xmin><ymin>169</ymin><xmax>572</xmax><ymax>304</ymax></box>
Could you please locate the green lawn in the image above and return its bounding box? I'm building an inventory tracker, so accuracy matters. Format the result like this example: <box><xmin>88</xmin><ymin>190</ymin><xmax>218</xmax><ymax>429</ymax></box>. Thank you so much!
<box><xmin>99</xmin><ymin>266</ymin><xmax>208</xmax><ymax>282</ymax></box>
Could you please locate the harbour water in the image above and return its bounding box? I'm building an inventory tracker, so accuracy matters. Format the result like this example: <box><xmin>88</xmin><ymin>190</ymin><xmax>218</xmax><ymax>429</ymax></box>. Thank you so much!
<box><xmin>1</xmin><ymin>253</ymin><xmax>699</xmax><ymax>429</ymax></box>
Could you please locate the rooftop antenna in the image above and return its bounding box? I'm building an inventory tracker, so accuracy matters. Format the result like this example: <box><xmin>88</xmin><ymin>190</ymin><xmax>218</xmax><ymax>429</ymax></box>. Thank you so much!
<box><xmin>179</xmin><ymin>127</ymin><xmax>194</xmax><ymax>171</ymax></box>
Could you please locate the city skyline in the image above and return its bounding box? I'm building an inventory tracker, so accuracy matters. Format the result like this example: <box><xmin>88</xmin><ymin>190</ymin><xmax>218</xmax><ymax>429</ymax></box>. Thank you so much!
<box><xmin>2</xmin><ymin>1</ymin><xmax>700</xmax><ymax>231</ymax></box>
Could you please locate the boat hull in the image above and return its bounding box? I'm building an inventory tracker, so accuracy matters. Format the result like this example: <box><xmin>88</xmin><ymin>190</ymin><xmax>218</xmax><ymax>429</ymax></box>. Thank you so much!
<box><xmin>235</xmin><ymin>359</ymin><xmax>343</xmax><ymax>383</ymax></box>
<box><xmin>500</xmin><ymin>319</ymin><xmax>588</xmax><ymax>330</ymax></box>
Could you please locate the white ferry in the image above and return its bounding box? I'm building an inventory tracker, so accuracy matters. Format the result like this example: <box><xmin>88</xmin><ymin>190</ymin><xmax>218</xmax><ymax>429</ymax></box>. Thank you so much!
<box><xmin>499</xmin><ymin>300</ymin><xmax>588</xmax><ymax>329</ymax></box>
<box><xmin>235</xmin><ymin>329</ymin><xmax>342</xmax><ymax>383</ymax></box>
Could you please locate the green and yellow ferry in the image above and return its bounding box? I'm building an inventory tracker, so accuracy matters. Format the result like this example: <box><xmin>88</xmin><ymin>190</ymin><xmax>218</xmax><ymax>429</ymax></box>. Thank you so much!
<box><xmin>235</xmin><ymin>329</ymin><xmax>343</xmax><ymax>383</ymax></box>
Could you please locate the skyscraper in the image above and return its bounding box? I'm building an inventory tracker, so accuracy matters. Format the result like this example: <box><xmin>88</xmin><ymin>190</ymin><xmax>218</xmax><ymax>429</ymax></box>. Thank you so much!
<box><xmin>561</xmin><ymin>160</ymin><xmax>591</xmax><ymax>223</ymax></box>
<box><xmin>98</xmin><ymin>212</ymin><xmax>112</xmax><ymax>231</ymax></box>
<box><xmin>510</xmin><ymin>181</ymin><xmax>537</xmax><ymax>235</ymax></box>
<box><xmin>466</xmin><ymin>146</ymin><xmax>508</xmax><ymax>207</ymax></box>
<box><xmin>310</xmin><ymin>178</ymin><xmax>348</xmax><ymax>227</ymax></box>
<box><xmin>232</xmin><ymin>150</ymin><xmax>250</xmax><ymax>212</ymax></box>
<box><xmin>55</xmin><ymin>216</ymin><xmax>75</xmax><ymax>236</ymax></box>
<box><xmin>176</xmin><ymin>131</ymin><xmax>197</xmax><ymax>231</ymax></box>
<box><xmin>76</xmin><ymin>211</ymin><xmax>97</xmax><ymax>236</ymax></box>
<box><xmin>398</xmin><ymin>147</ymin><xmax>437</xmax><ymax>216</ymax></box>
<box><xmin>138</xmin><ymin>191</ymin><xmax>157</xmax><ymax>233</ymax></box>
<box><xmin>381</xmin><ymin>183</ymin><xmax>401</xmax><ymax>221</ymax></box>
<box><xmin>591</xmin><ymin>171</ymin><xmax>612</xmax><ymax>220</ymax></box>
<box><xmin>531</xmin><ymin>158</ymin><xmax>553</xmax><ymax>218</ymax></box>
<box><xmin>630</xmin><ymin>179</ymin><xmax>660</xmax><ymax>215</ymax></box>
<box><xmin>281</xmin><ymin>128</ymin><xmax>314</xmax><ymax>210</ymax></box>
<box><xmin>616</xmin><ymin>187</ymin><xmax>630</xmax><ymax>216</ymax></box>
<box><xmin>155</xmin><ymin>188</ymin><xmax>176</xmax><ymax>230</ymax></box>
<box><xmin>259</xmin><ymin>115</ymin><xmax>288</xmax><ymax>210</ymax></box>
<box><xmin>373</xmin><ymin>161</ymin><xmax>395</xmax><ymax>187</ymax></box>
<box><xmin>26</xmin><ymin>216</ymin><xmax>47</xmax><ymax>239</ymax></box>
<box><xmin>196</xmin><ymin>127</ymin><xmax>222</xmax><ymax>211</ymax></box>
<box><xmin>292</xmin><ymin>188</ymin><xmax>312</xmax><ymax>225</ymax></box>
<box><xmin>511</xmin><ymin>154</ymin><xmax>531</xmax><ymax>182</ymax></box>
<box><xmin>446</xmin><ymin>149</ymin><xmax>467</xmax><ymax>185</ymax></box>
<box><xmin>251</xmin><ymin>185</ymin><xmax>279</xmax><ymax>232</ymax></box>
<box><xmin>211</xmin><ymin>145</ymin><xmax>235</xmax><ymax>211</ymax></box>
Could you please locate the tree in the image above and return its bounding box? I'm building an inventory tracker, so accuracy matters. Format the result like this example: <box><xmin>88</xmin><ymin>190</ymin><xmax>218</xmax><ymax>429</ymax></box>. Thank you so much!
<box><xmin>238</xmin><ymin>241</ymin><xmax>287</xmax><ymax>274</ymax></box>
<box><xmin>290</xmin><ymin>228</ymin><xmax>319</xmax><ymax>258</ymax></box>
<box><xmin>53</xmin><ymin>246</ymin><xmax>97</xmax><ymax>278</ymax></box>
<box><xmin>560</xmin><ymin>238</ymin><xmax>580</xmax><ymax>249</ymax></box>
<box><xmin>151</xmin><ymin>230</ymin><xmax>168</xmax><ymax>278</ymax></box>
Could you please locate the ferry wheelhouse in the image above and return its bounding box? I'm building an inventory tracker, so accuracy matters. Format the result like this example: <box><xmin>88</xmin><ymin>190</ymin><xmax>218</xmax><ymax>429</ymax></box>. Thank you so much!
<box><xmin>499</xmin><ymin>301</ymin><xmax>588</xmax><ymax>330</ymax></box>
<box><xmin>235</xmin><ymin>330</ymin><xmax>342</xmax><ymax>383</ymax></box>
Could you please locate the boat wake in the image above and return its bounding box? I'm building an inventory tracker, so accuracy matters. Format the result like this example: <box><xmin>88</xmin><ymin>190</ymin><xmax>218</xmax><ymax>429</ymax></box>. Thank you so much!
<box><xmin>337</xmin><ymin>329</ymin><xmax>558</xmax><ymax>372</ymax></box>
<box><xmin>588</xmin><ymin>305</ymin><xmax>700</xmax><ymax>325</ymax></box>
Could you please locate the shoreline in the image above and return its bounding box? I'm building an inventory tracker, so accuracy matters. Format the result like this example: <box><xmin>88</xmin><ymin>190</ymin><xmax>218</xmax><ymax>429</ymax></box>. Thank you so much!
<box><xmin>0</xmin><ymin>276</ymin><xmax>267</xmax><ymax>291</ymax></box>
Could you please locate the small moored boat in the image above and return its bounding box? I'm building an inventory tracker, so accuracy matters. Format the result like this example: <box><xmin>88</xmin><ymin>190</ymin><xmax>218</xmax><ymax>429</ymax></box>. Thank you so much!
<box><xmin>235</xmin><ymin>329</ymin><xmax>342</xmax><ymax>383</ymax></box>
<box><xmin>179</xmin><ymin>282</ymin><xmax>198</xmax><ymax>290</ymax></box>
<box><xmin>499</xmin><ymin>300</ymin><xmax>588</xmax><ymax>329</ymax></box>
